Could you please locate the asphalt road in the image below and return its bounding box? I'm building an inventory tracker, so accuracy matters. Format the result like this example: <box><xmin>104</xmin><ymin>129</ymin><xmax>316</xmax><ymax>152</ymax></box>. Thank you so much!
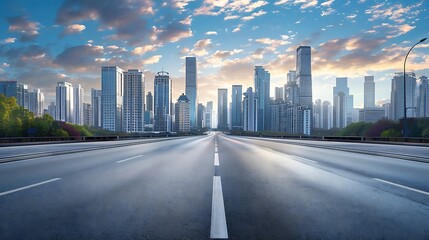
<box><xmin>0</xmin><ymin>132</ymin><xmax>428</xmax><ymax>239</ymax></box>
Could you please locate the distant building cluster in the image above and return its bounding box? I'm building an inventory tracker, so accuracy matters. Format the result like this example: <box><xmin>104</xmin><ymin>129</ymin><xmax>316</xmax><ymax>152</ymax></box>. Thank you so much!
<box><xmin>1</xmin><ymin>45</ymin><xmax>429</xmax><ymax>135</ymax></box>
<box><xmin>218</xmin><ymin>46</ymin><xmax>313</xmax><ymax>135</ymax></box>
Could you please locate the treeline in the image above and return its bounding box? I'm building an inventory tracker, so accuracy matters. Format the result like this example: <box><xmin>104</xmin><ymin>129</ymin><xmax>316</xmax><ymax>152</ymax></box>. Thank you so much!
<box><xmin>314</xmin><ymin>118</ymin><xmax>429</xmax><ymax>138</ymax></box>
<box><xmin>0</xmin><ymin>94</ymin><xmax>93</xmax><ymax>138</ymax></box>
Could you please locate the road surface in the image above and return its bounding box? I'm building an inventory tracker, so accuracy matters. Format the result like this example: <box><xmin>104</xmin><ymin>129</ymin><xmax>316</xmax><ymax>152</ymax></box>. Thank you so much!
<box><xmin>1</xmin><ymin>133</ymin><xmax>428</xmax><ymax>239</ymax></box>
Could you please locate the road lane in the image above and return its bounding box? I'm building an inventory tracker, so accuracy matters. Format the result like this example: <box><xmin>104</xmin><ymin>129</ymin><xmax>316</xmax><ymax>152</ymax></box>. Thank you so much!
<box><xmin>219</xmin><ymin>134</ymin><xmax>429</xmax><ymax>239</ymax></box>
<box><xmin>0</xmin><ymin>135</ymin><xmax>214</xmax><ymax>240</ymax></box>
<box><xmin>228</xmin><ymin>135</ymin><xmax>429</xmax><ymax>195</ymax></box>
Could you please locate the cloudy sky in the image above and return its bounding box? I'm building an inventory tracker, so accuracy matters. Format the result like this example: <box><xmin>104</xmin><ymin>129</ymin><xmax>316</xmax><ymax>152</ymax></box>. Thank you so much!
<box><xmin>0</xmin><ymin>0</ymin><xmax>428</xmax><ymax>109</ymax></box>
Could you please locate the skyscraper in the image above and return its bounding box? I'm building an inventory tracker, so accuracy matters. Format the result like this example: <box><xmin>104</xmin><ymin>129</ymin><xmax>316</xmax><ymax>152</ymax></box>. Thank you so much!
<box><xmin>0</xmin><ymin>81</ymin><xmax>29</xmax><ymax>109</ymax></box>
<box><xmin>333</xmin><ymin>77</ymin><xmax>353</xmax><ymax>127</ymax></box>
<box><xmin>390</xmin><ymin>72</ymin><xmax>417</xmax><ymax>120</ymax></box>
<box><xmin>364</xmin><ymin>76</ymin><xmax>375</xmax><ymax>108</ymax></box>
<box><xmin>154</xmin><ymin>71</ymin><xmax>172</xmax><ymax>132</ymax></box>
<box><xmin>91</xmin><ymin>88</ymin><xmax>102</xmax><ymax>127</ymax></box>
<box><xmin>313</xmin><ymin>99</ymin><xmax>323</xmax><ymax>129</ymax></box>
<box><xmin>333</xmin><ymin>91</ymin><xmax>347</xmax><ymax>128</ymax></box>
<box><xmin>175</xmin><ymin>93</ymin><xmax>190</xmax><ymax>132</ymax></box>
<box><xmin>254</xmin><ymin>66</ymin><xmax>270</xmax><ymax>131</ymax></box>
<box><xmin>285</xmin><ymin>70</ymin><xmax>299</xmax><ymax>105</ymax></box>
<box><xmin>48</xmin><ymin>102</ymin><xmax>56</xmax><ymax>119</ymax></box>
<box><xmin>205</xmin><ymin>101</ymin><xmax>213</xmax><ymax>129</ymax></box>
<box><xmin>83</xmin><ymin>103</ymin><xmax>93</xmax><ymax>126</ymax></box>
<box><xmin>296</xmin><ymin>46</ymin><xmax>312</xmax><ymax>107</ymax></box>
<box><xmin>243</xmin><ymin>87</ymin><xmax>258</xmax><ymax>132</ymax></box>
<box><xmin>217</xmin><ymin>88</ymin><xmax>228</xmax><ymax>130</ymax></box>
<box><xmin>29</xmin><ymin>89</ymin><xmax>44</xmax><ymax>117</ymax></box>
<box><xmin>123</xmin><ymin>69</ymin><xmax>145</xmax><ymax>133</ymax></box>
<box><xmin>231</xmin><ymin>85</ymin><xmax>243</xmax><ymax>130</ymax></box>
<box><xmin>146</xmin><ymin>91</ymin><xmax>153</xmax><ymax>111</ymax></box>
<box><xmin>322</xmin><ymin>101</ymin><xmax>333</xmax><ymax>129</ymax></box>
<box><xmin>275</xmin><ymin>87</ymin><xmax>284</xmax><ymax>101</ymax></box>
<box><xmin>145</xmin><ymin>91</ymin><xmax>154</xmax><ymax>126</ymax></box>
<box><xmin>56</xmin><ymin>82</ymin><xmax>74</xmax><ymax>123</ymax></box>
<box><xmin>185</xmin><ymin>57</ymin><xmax>197</xmax><ymax>129</ymax></box>
<box><xmin>197</xmin><ymin>103</ymin><xmax>205</xmax><ymax>129</ymax></box>
<box><xmin>102</xmin><ymin>66</ymin><xmax>124</xmax><ymax>132</ymax></box>
<box><xmin>418</xmin><ymin>76</ymin><xmax>429</xmax><ymax>117</ymax></box>
<box><xmin>74</xmin><ymin>84</ymin><xmax>84</xmax><ymax>125</ymax></box>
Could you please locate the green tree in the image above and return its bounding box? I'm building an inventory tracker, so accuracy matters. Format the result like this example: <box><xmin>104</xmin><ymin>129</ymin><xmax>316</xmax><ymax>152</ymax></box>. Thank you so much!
<box><xmin>381</xmin><ymin>129</ymin><xmax>402</xmax><ymax>137</ymax></box>
<box><xmin>338</xmin><ymin>122</ymin><xmax>373</xmax><ymax>136</ymax></box>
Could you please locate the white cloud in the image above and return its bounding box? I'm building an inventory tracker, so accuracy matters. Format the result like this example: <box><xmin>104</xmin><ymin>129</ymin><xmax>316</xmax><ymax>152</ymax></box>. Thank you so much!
<box><xmin>131</xmin><ymin>45</ymin><xmax>158</xmax><ymax>55</ymax></box>
<box><xmin>1</xmin><ymin>38</ymin><xmax>16</xmax><ymax>44</ymax></box>
<box><xmin>232</xmin><ymin>24</ymin><xmax>243</xmax><ymax>33</ymax></box>
<box><xmin>242</xmin><ymin>10</ymin><xmax>267</xmax><ymax>21</ymax></box>
<box><xmin>64</xmin><ymin>24</ymin><xmax>86</xmax><ymax>34</ymax></box>
<box><xmin>142</xmin><ymin>55</ymin><xmax>162</xmax><ymax>65</ymax></box>
<box><xmin>321</xmin><ymin>0</ymin><xmax>334</xmax><ymax>7</ymax></box>
<box><xmin>205</xmin><ymin>31</ymin><xmax>218</xmax><ymax>35</ymax></box>
<box><xmin>225</xmin><ymin>15</ymin><xmax>240</xmax><ymax>20</ymax></box>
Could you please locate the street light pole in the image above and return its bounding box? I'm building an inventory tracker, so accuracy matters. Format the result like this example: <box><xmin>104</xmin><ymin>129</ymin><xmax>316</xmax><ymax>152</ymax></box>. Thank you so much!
<box><xmin>403</xmin><ymin>37</ymin><xmax>427</xmax><ymax>137</ymax></box>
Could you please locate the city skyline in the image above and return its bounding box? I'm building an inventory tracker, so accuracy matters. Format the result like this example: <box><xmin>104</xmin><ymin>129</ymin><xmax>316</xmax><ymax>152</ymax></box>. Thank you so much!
<box><xmin>0</xmin><ymin>0</ymin><xmax>428</xmax><ymax>110</ymax></box>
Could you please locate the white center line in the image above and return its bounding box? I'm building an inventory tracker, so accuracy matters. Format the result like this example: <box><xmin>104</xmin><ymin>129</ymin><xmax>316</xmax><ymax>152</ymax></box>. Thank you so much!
<box><xmin>0</xmin><ymin>178</ymin><xmax>61</xmax><ymax>197</ymax></box>
<box><xmin>210</xmin><ymin>176</ymin><xmax>228</xmax><ymax>239</ymax></box>
<box><xmin>214</xmin><ymin>153</ymin><xmax>220</xmax><ymax>166</ymax></box>
<box><xmin>116</xmin><ymin>155</ymin><xmax>143</xmax><ymax>163</ymax></box>
<box><xmin>215</xmin><ymin>147</ymin><xmax>218</xmax><ymax>152</ymax></box>
<box><xmin>373</xmin><ymin>178</ymin><xmax>429</xmax><ymax>197</ymax></box>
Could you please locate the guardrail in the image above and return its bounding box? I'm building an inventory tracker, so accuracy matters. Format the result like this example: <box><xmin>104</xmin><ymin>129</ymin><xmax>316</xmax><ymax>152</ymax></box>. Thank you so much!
<box><xmin>0</xmin><ymin>133</ymin><xmax>196</xmax><ymax>144</ymax></box>
<box><xmin>231</xmin><ymin>132</ymin><xmax>429</xmax><ymax>144</ymax></box>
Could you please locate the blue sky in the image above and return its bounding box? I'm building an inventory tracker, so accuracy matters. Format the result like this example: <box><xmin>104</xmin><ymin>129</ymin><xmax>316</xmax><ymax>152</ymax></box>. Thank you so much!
<box><xmin>0</xmin><ymin>0</ymin><xmax>428</xmax><ymax>109</ymax></box>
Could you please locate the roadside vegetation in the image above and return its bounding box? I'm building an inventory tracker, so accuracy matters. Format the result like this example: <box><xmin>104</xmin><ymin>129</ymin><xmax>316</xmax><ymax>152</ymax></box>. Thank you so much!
<box><xmin>0</xmin><ymin>94</ymin><xmax>94</xmax><ymax>138</ymax></box>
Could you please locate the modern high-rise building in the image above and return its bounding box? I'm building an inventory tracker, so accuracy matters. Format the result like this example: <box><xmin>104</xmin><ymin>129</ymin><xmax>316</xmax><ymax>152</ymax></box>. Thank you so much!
<box><xmin>243</xmin><ymin>87</ymin><xmax>258</xmax><ymax>132</ymax></box>
<box><xmin>146</xmin><ymin>91</ymin><xmax>153</xmax><ymax>111</ymax></box>
<box><xmin>123</xmin><ymin>69</ymin><xmax>145</xmax><ymax>133</ymax></box>
<box><xmin>205</xmin><ymin>101</ymin><xmax>213</xmax><ymax>129</ymax></box>
<box><xmin>333</xmin><ymin>77</ymin><xmax>353</xmax><ymax>127</ymax></box>
<box><xmin>29</xmin><ymin>89</ymin><xmax>44</xmax><ymax>117</ymax></box>
<box><xmin>91</xmin><ymin>88</ymin><xmax>102</xmax><ymax>127</ymax></box>
<box><xmin>154</xmin><ymin>71</ymin><xmax>172</xmax><ymax>132</ymax></box>
<box><xmin>296</xmin><ymin>46</ymin><xmax>312</xmax><ymax>107</ymax></box>
<box><xmin>101</xmin><ymin>66</ymin><xmax>124</xmax><ymax>132</ymax></box>
<box><xmin>83</xmin><ymin>103</ymin><xmax>93</xmax><ymax>126</ymax></box>
<box><xmin>74</xmin><ymin>84</ymin><xmax>84</xmax><ymax>125</ymax></box>
<box><xmin>48</xmin><ymin>102</ymin><xmax>56</xmax><ymax>119</ymax></box>
<box><xmin>0</xmin><ymin>81</ymin><xmax>29</xmax><ymax>109</ymax></box>
<box><xmin>285</xmin><ymin>70</ymin><xmax>299</xmax><ymax>105</ymax></box>
<box><xmin>17</xmin><ymin>83</ymin><xmax>29</xmax><ymax>109</ymax></box>
<box><xmin>231</xmin><ymin>85</ymin><xmax>243</xmax><ymax>130</ymax></box>
<box><xmin>333</xmin><ymin>91</ymin><xmax>347</xmax><ymax>128</ymax></box>
<box><xmin>197</xmin><ymin>103</ymin><xmax>205</xmax><ymax>129</ymax></box>
<box><xmin>56</xmin><ymin>82</ymin><xmax>74</xmax><ymax>123</ymax></box>
<box><xmin>313</xmin><ymin>99</ymin><xmax>323</xmax><ymax>129</ymax></box>
<box><xmin>275</xmin><ymin>87</ymin><xmax>284</xmax><ymax>101</ymax></box>
<box><xmin>0</xmin><ymin>81</ymin><xmax>18</xmax><ymax>99</ymax></box>
<box><xmin>217</xmin><ymin>88</ymin><xmax>228</xmax><ymax>130</ymax></box>
<box><xmin>269</xmin><ymin>99</ymin><xmax>286</xmax><ymax>132</ymax></box>
<box><xmin>254</xmin><ymin>66</ymin><xmax>270</xmax><ymax>131</ymax></box>
<box><xmin>175</xmin><ymin>93</ymin><xmax>190</xmax><ymax>132</ymax></box>
<box><xmin>364</xmin><ymin>76</ymin><xmax>375</xmax><ymax>108</ymax></box>
<box><xmin>185</xmin><ymin>57</ymin><xmax>198</xmax><ymax>129</ymax></box>
<box><xmin>145</xmin><ymin>91</ymin><xmax>154</xmax><ymax>126</ymax></box>
<box><xmin>418</xmin><ymin>76</ymin><xmax>429</xmax><ymax>117</ymax></box>
<box><xmin>322</xmin><ymin>100</ymin><xmax>333</xmax><ymax>129</ymax></box>
<box><xmin>390</xmin><ymin>72</ymin><xmax>417</xmax><ymax>120</ymax></box>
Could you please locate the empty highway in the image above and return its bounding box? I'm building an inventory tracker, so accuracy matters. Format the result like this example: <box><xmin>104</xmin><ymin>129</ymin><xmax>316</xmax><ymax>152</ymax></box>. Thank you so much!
<box><xmin>0</xmin><ymin>133</ymin><xmax>428</xmax><ymax>239</ymax></box>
